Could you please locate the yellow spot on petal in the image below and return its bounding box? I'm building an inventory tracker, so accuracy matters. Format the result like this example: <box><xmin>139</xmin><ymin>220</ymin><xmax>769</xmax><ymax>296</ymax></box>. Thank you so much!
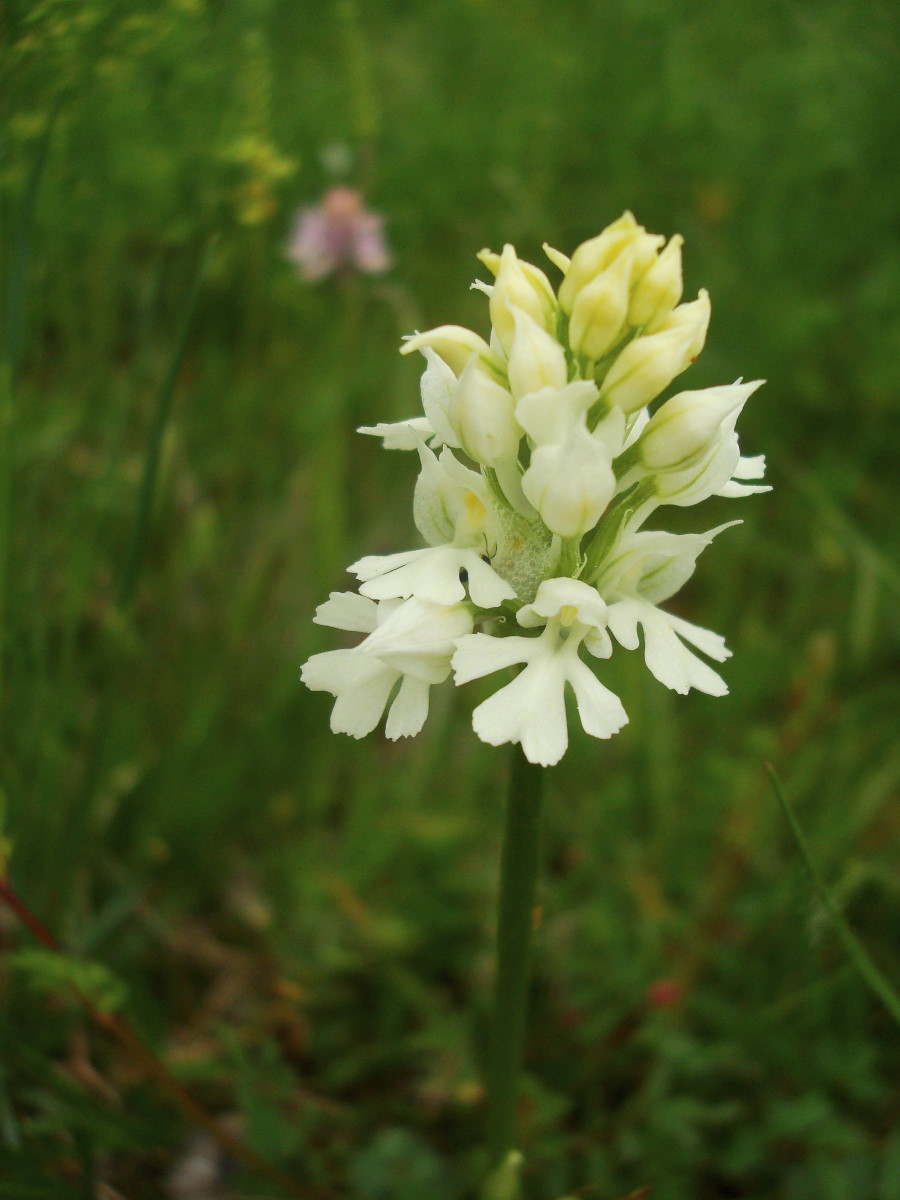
<box><xmin>464</xmin><ymin>490</ymin><xmax>487</xmax><ymax>524</ymax></box>
<box><xmin>559</xmin><ymin>604</ymin><xmax>578</xmax><ymax>627</ymax></box>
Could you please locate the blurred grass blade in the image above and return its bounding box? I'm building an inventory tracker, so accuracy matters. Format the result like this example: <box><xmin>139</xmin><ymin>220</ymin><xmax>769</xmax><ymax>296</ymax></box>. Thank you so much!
<box><xmin>118</xmin><ymin>239</ymin><xmax>213</xmax><ymax>608</ymax></box>
<box><xmin>0</xmin><ymin>97</ymin><xmax>63</xmax><ymax>694</ymax></box>
<box><xmin>767</xmin><ymin>762</ymin><xmax>900</xmax><ymax>1026</ymax></box>
<box><xmin>2</xmin><ymin>95</ymin><xmax>63</xmax><ymax>376</ymax></box>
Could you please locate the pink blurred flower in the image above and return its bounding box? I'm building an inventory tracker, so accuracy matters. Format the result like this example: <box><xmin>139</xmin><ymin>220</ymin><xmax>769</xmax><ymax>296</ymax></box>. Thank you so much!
<box><xmin>287</xmin><ymin>186</ymin><xmax>391</xmax><ymax>282</ymax></box>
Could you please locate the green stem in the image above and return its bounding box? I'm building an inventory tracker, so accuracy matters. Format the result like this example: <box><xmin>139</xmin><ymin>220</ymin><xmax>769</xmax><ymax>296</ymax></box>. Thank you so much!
<box><xmin>486</xmin><ymin>745</ymin><xmax>545</xmax><ymax>1171</ymax></box>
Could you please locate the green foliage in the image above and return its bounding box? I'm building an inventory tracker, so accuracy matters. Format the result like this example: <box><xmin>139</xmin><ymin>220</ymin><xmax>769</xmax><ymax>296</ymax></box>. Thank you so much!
<box><xmin>6</xmin><ymin>947</ymin><xmax>127</xmax><ymax>1013</ymax></box>
<box><xmin>1</xmin><ymin>0</ymin><xmax>899</xmax><ymax>1196</ymax></box>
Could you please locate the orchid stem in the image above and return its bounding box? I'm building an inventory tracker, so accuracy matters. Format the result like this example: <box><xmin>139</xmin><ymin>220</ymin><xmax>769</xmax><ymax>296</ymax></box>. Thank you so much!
<box><xmin>486</xmin><ymin>746</ymin><xmax>544</xmax><ymax>1174</ymax></box>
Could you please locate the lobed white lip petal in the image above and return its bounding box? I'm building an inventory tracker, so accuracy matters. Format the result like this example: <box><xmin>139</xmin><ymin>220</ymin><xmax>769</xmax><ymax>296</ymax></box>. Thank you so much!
<box><xmin>642</xmin><ymin>616</ymin><xmax>728</xmax><ymax>696</ymax></box>
<box><xmin>471</xmin><ymin>654</ymin><xmax>570</xmax><ymax>766</ymax></box>
<box><xmin>607</xmin><ymin>598</ymin><xmax>728</xmax><ymax>696</ymax></box>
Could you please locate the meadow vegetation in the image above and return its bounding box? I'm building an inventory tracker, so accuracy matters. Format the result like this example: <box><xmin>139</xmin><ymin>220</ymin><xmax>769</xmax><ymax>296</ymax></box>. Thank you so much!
<box><xmin>2</xmin><ymin>1</ymin><xmax>899</xmax><ymax>1196</ymax></box>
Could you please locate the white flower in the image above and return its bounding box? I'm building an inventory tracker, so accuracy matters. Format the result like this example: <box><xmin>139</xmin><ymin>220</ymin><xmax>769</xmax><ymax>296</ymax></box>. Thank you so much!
<box><xmin>350</xmin><ymin>443</ymin><xmax>516</xmax><ymax>607</ymax></box>
<box><xmin>594</xmin><ymin>524</ymin><xmax>738</xmax><ymax>696</ymax></box>
<box><xmin>452</xmin><ymin>578</ymin><xmax>628</xmax><ymax>766</ymax></box>
<box><xmin>607</xmin><ymin>598</ymin><xmax>731</xmax><ymax>695</ymax></box>
<box><xmin>301</xmin><ymin>593</ymin><xmax>472</xmax><ymax>739</ymax></box>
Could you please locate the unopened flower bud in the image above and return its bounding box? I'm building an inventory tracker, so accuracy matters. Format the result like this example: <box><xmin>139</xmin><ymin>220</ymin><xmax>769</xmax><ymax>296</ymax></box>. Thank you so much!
<box><xmin>559</xmin><ymin>212</ymin><xmax>662</xmax><ymax>314</ymax></box>
<box><xmin>628</xmin><ymin>234</ymin><xmax>684</xmax><ymax>328</ymax></box>
<box><xmin>568</xmin><ymin>249</ymin><xmax>632</xmax><ymax>362</ymax></box>
<box><xmin>652</xmin><ymin>290</ymin><xmax>710</xmax><ymax>358</ymax></box>
<box><xmin>478</xmin><ymin>244</ymin><xmax>556</xmax><ymax>354</ymax></box>
<box><xmin>521</xmin><ymin>431</ymin><xmax>616</xmax><ymax>538</ymax></box>
<box><xmin>599</xmin><ymin>326</ymin><xmax>695</xmax><ymax>415</ymax></box>
<box><xmin>450</xmin><ymin>354</ymin><xmax>522</xmax><ymax>465</ymax></box>
<box><xmin>638</xmin><ymin>381</ymin><xmax>762</xmax><ymax>472</ymax></box>
<box><xmin>506</xmin><ymin>306</ymin><xmax>568</xmax><ymax>400</ymax></box>
<box><xmin>402</xmin><ymin>325</ymin><xmax>505</xmax><ymax>380</ymax></box>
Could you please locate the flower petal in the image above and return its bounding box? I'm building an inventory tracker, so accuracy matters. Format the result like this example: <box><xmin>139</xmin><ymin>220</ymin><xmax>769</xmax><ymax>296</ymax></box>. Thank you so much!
<box><xmin>564</xmin><ymin>651</ymin><xmax>629</xmax><ymax>739</ymax></box>
<box><xmin>471</xmin><ymin>655</ymin><xmax>569</xmax><ymax>766</ymax></box>
<box><xmin>301</xmin><ymin>650</ymin><xmax>400</xmax><ymax>737</ymax></box>
<box><xmin>452</xmin><ymin>632</ymin><xmax>535</xmax><ymax>684</ymax></box>
<box><xmin>313</xmin><ymin>591</ymin><xmax>378</xmax><ymax>633</ymax></box>
<box><xmin>385</xmin><ymin>674</ymin><xmax>431</xmax><ymax>739</ymax></box>
<box><xmin>637</xmin><ymin>606</ymin><xmax>728</xmax><ymax>696</ymax></box>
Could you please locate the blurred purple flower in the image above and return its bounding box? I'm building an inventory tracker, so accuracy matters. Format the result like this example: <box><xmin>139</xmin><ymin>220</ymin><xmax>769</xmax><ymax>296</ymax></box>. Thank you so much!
<box><xmin>287</xmin><ymin>186</ymin><xmax>391</xmax><ymax>282</ymax></box>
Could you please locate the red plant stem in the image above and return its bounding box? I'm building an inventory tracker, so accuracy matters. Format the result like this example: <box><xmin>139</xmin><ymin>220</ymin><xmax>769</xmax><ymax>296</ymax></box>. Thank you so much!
<box><xmin>0</xmin><ymin>877</ymin><xmax>336</xmax><ymax>1200</ymax></box>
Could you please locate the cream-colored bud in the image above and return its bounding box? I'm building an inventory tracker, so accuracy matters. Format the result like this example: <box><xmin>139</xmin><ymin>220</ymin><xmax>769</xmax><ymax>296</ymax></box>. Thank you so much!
<box><xmin>628</xmin><ymin>234</ymin><xmax>684</xmax><ymax>328</ymax></box>
<box><xmin>651</xmin><ymin>290</ymin><xmax>711</xmax><ymax>359</ymax></box>
<box><xmin>521</xmin><ymin>433</ymin><xmax>616</xmax><ymax>538</ymax></box>
<box><xmin>506</xmin><ymin>306</ymin><xmax>568</xmax><ymax>400</ymax></box>
<box><xmin>637</xmin><ymin>381</ymin><xmax>762</xmax><ymax>472</ymax></box>
<box><xmin>402</xmin><ymin>325</ymin><xmax>506</xmax><ymax>380</ymax></box>
<box><xmin>568</xmin><ymin>250</ymin><xmax>633</xmax><ymax>362</ymax></box>
<box><xmin>599</xmin><ymin>326</ymin><xmax>695</xmax><ymax>415</ymax></box>
<box><xmin>450</xmin><ymin>354</ymin><xmax>522</xmax><ymax>465</ymax></box>
<box><xmin>558</xmin><ymin>212</ymin><xmax>663</xmax><ymax>314</ymax></box>
<box><xmin>478</xmin><ymin>244</ymin><xmax>556</xmax><ymax>355</ymax></box>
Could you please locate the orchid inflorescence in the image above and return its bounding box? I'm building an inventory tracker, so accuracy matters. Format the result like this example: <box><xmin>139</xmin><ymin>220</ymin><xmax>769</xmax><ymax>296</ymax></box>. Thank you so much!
<box><xmin>301</xmin><ymin>212</ymin><xmax>769</xmax><ymax>765</ymax></box>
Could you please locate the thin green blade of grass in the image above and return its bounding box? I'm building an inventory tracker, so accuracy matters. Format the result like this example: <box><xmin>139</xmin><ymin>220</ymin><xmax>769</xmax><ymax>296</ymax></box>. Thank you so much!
<box><xmin>766</xmin><ymin>762</ymin><xmax>900</xmax><ymax>1027</ymax></box>
<box><xmin>117</xmin><ymin>239</ymin><xmax>213</xmax><ymax>609</ymax></box>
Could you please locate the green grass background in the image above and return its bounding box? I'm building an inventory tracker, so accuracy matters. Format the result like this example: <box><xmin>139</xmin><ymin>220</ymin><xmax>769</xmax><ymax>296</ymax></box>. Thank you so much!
<box><xmin>2</xmin><ymin>1</ymin><xmax>899</xmax><ymax>1196</ymax></box>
